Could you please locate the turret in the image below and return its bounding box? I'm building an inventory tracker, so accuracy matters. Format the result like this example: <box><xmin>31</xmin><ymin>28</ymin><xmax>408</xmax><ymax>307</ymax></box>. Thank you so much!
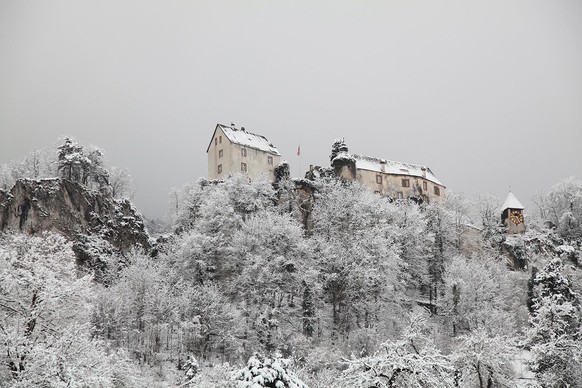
<box><xmin>501</xmin><ymin>192</ymin><xmax>525</xmax><ymax>234</ymax></box>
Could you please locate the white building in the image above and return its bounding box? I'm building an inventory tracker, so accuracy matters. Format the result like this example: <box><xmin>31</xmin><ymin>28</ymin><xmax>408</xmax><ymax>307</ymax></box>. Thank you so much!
<box><xmin>206</xmin><ymin>124</ymin><xmax>281</xmax><ymax>181</ymax></box>
<box><xmin>352</xmin><ymin>154</ymin><xmax>445</xmax><ymax>203</ymax></box>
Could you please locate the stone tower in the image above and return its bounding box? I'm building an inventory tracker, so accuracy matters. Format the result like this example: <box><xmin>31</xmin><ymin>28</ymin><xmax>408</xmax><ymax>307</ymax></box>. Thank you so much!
<box><xmin>501</xmin><ymin>192</ymin><xmax>525</xmax><ymax>234</ymax></box>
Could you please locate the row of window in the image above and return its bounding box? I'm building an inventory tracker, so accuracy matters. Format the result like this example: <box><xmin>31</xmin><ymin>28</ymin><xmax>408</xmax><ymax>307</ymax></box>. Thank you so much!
<box><xmin>217</xmin><ymin>149</ymin><xmax>274</xmax><ymax>165</ymax></box>
<box><xmin>217</xmin><ymin>159</ymin><xmax>274</xmax><ymax>175</ymax></box>
<box><xmin>218</xmin><ymin>163</ymin><xmax>246</xmax><ymax>174</ymax></box>
<box><xmin>375</xmin><ymin>175</ymin><xmax>441</xmax><ymax>196</ymax></box>
<box><xmin>214</xmin><ymin>136</ymin><xmax>222</xmax><ymax>145</ymax></box>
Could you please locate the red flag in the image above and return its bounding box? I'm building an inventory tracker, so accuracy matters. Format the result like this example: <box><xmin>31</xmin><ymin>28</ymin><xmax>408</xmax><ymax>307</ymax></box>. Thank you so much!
<box><xmin>297</xmin><ymin>144</ymin><xmax>301</xmax><ymax>156</ymax></box>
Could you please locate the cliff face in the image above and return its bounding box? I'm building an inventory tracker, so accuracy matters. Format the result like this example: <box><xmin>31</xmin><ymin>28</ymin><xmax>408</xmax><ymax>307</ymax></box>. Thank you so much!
<box><xmin>0</xmin><ymin>179</ymin><xmax>150</xmax><ymax>275</ymax></box>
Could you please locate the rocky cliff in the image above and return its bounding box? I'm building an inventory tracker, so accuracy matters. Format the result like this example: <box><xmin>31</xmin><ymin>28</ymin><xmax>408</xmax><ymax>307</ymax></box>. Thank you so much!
<box><xmin>0</xmin><ymin>178</ymin><xmax>150</xmax><ymax>278</ymax></box>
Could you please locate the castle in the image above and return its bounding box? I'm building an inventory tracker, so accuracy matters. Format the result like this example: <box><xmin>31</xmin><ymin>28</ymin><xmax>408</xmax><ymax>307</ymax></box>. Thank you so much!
<box><xmin>206</xmin><ymin>125</ymin><xmax>445</xmax><ymax>204</ymax></box>
<box><xmin>206</xmin><ymin>124</ymin><xmax>524</xmax><ymax>232</ymax></box>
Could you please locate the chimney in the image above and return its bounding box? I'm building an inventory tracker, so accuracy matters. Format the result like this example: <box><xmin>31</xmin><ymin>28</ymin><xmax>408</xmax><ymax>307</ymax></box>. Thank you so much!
<box><xmin>421</xmin><ymin>167</ymin><xmax>427</xmax><ymax>178</ymax></box>
<box><xmin>241</xmin><ymin>127</ymin><xmax>245</xmax><ymax>132</ymax></box>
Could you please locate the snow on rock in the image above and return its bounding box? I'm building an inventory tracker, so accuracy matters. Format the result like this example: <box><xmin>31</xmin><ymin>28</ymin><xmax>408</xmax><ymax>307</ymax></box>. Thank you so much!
<box><xmin>0</xmin><ymin>178</ymin><xmax>150</xmax><ymax>278</ymax></box>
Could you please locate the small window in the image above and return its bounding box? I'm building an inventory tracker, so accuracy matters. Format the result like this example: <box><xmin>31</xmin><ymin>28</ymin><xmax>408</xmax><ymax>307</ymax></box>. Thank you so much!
<box><xmin>423</xmin><ymin>181</ymin><xmax>427</xmax><ymax>191</ymax></box>
<box><xmin>396</xmin><ymin>192</ymin><xmax>404</xmax><ymax>199</ymax></box>
<box><xmin>434</xmin><ymin>186</ymin><xmax>440</xmax><ymax>196</ymax></box>
<box><xmin>241</xmin><ymin>148</ymin><xmax>247</xmax><ymax>157</ymax></box>
<box><xmin>218</xmin><ymin>164</ymin><xmax>222</xmax><ymax>174</ymax></box>
<box><xmin>241</xmin><ymin>162</ymin><xmax>247</xmax><ymax>173</ymax></box>
<box><xmin>267</xmin><ymin>156</ymin><xmax>273</xmax><ymax>165</ymax></box>
<box><xmin>215</xmin><ymin>138</ymin><xmax>217</xmax><ymax>146</ymax></box>
<box><xmin>402</xmin><ymin>178</ymin><xmax>410</xmax><ymax>188</ymax></box>
<box><xmin>219</xmin><ymin>136</ymin><xmax>222</xmax><ymax>144</ymax></box>
<box><xmin>218</xmin><ymin>149</ymin><xmax>223</xmax><ymax>158</ymax></box>
<box><xmin>376</xmin><ymin>175</ymin><xmax>382</xmax><ymax>184</ymax></box>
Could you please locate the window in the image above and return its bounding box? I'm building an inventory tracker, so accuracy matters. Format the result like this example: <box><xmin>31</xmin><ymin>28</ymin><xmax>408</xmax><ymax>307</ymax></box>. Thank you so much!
<box><xmin>267</xmin><ymin>156</ymin><xmax>273</xmax><ymax>165</ymax></box>
<box><xmin>219</xmin><ymin>136</ymin><xmax>222</xmax><ymax>144</ymax></box>
<box><xmin>376</xmin><ymin>175</ymin><xmax>382</xmax><ymax>184</ymax></box>
<box><xmin>402</xmin><ymin>178</ymin><xmax>410</xmax><ymax>187</ymax></box>
<box><xmin>241</xmin><ymin>162</ymin><xmax>247</xmax><ymax>173</ymax></box>
<box><xmin>215</xmin><ymin>138</ymin><xmax>217</xmax><ymax>146</ymax></box>
<box><xmin>396</xmin><ymin>192</ymin><xmax>404</xmax><ymax>199</ymax></box>
<box><xmin>217</xmin><ymin>164</ymin><xmax>222</xmax><ymax>174</ymax></box>
<box><xmin>434</xmin><ymin>186</ymin><xmax>440</xmax><ymax>196</ymax></box>
<box><xmin>241</xmin><ymin>148</ymin><xmax>247</xmax><ymax>157</ymax></box>
<box><xmin>218</xmin><ymin>149</ymin><xmax>223</xmax><ymax>158</ymax></box>
<box><xmin>423</xmin><ymin>181</ymin><xmax>427</xmax><ymax>191</ymax></box>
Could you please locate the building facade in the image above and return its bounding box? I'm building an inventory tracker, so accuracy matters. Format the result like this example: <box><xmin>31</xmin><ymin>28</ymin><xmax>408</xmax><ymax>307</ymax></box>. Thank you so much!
<box><xmin>324</xmin><ymin>147</ymin><xmax>445</xmax><ymax>203</ymax></box>
<box><xmin>352</xmin><ymin>154</ymin><xmax>445</xmax><ymax>203</ymax></box>
<box><xmin>207</xmin><ymin>124</ymin><xmax>281</xmax><ymax>181</ymax></box>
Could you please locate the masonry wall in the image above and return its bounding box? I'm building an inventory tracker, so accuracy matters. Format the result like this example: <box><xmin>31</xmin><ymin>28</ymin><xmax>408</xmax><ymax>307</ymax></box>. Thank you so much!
<box><xmin>356</xmin><ymin>169</ymin><xmax>445</xmax><ymax>203</ymax></box>
<box><xmin>208</xmin><ymin>127</ymin><xmax>232</xmax><ymax>180</ymax></box>
<box><xmin>503</xmin><ymin>209</ymin><xmax>526</xmax><ymax>234</ymax></box>
<box><xmin>228</xmin><ymin>143</ymin><xmax>280</xmax><ymax>181</ymax></box>
<box><xmin>207</xmin><ymin>127</ymin><xmax>280</xmax><ymax>181</ymax></box>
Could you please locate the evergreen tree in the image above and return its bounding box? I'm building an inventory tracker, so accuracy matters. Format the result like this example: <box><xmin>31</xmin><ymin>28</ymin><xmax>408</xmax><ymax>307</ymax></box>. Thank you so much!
<box><xmin>329</xmin><ymin>138</ymin><xmax>348</xmax><ymax>162</ymax></box>
<box><xmin>302</xmin><ymin>281</ymin><xmax>315</xmax><ymax>337</ymax></box>
<box><xmin>525</xmin><ymin>258</ymin><xmax>582</xmax><ymax>387</ymax></box>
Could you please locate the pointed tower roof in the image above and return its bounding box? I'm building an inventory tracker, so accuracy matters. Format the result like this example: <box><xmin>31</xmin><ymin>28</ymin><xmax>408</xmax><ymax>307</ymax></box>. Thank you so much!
<box><xmin>501</xmin><ymin>192</ymin><xmax>524</xmax><ymax>212</ymax></box>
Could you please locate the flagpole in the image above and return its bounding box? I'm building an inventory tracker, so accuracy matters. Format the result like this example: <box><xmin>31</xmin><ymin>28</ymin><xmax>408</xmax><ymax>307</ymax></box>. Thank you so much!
<box><xmin>298</xmin><ymin>143</ymin><xmax>301</xmax><ymax>178</ymax></box>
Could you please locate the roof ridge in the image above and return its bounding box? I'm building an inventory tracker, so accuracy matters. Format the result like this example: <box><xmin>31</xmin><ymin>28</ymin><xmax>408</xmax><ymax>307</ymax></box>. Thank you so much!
<box><xmin>217</xmin><ymin>123</ymin><xmax>269</xmax><ymax>140</ymax></box>
<box><xmin>216</xmin><ymin>123</ymin><xmax>280</xmax><ymax>156</ymax></box>
<box><xmin>352</xmin><ymin>154</ymin><xmax>426</xmax><ymax>169</ymax></box>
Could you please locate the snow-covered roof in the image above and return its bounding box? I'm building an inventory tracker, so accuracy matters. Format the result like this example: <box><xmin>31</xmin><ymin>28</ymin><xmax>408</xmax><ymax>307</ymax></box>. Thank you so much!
<box><xmin>501</xmin><ymin>192</ymin><xmax>524</xmax><ymax>211</ymax></box>
<box><xmin>207</xmin><ymin>124</ymin><xmax>280</xmax><ymax>156</ymax></box>
<box><xmin>352</xmin><ymin>154</ymin><xmax>444</xmax><ymax>186</ymax></box>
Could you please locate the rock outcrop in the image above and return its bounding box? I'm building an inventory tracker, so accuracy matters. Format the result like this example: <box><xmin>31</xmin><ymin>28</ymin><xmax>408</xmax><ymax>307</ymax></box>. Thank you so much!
<box><xmin>0</xmin><ymin>178</ymin><xmax>150</xmax><ymax>277</ymax></box>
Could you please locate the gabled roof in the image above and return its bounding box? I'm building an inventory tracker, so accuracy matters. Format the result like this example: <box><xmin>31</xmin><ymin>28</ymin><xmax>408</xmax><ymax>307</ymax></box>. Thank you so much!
<box><xmin>351</xmin><ymin>154</ymin><xmax>444</xmax><ymax>186</ymax></box>
<box><xmin>501</xmin><ymin>192</ymin><xmax>524</xmax><ymax>212</ymax></box>
<box><xmin>206</xmin><ymin>123</ymin><xmax>280</xmax><ymax>155</ymax></box>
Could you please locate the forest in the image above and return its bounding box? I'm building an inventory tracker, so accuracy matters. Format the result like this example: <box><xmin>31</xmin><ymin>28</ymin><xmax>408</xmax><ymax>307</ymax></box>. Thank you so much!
<box><xmin>0</xmin><ymin>139</ymin><xmax>581</xmax><ymax>388</ymax></box>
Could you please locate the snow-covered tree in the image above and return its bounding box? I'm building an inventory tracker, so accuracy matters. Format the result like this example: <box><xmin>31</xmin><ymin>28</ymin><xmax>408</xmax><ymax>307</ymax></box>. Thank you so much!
<box><xmin>0</xmin><ymin>145</ymin><xmax>57</xmax><ymax>190</ymax></box>
<box><xmin>452</xmin><ymin>329</ymin><xmax>518</xmax><ymax>388</ymax></box>
<box><xmin>535</xmin><ymin>177</ymin><xmax>582</xmax><ymax>239</ymax></box>
<box><xmin>85</xmin><ymin>146</ymin><xmax>109</xmax><ymax>188</ymax></box>
<box><xmin>524</xmin><ymin>258</ymin><xmax>582</xmax><ymax>387</ymax></box>
<box><xmin>329</xmin><ymin>138</ymin><xmax>348</xmax><ymax>162</ymax></box>
<box><xmin>232</xmin><ymin>354</ymin><xmax>309</xmax><ymax>388</ymax></box>
<box><xmin>57</xmin><ymin>137</ymin><xmax>87</xmax><ymax>182</ymax></box>
<box><xmin>108</xmin><ymin>166</ymin><xmax>135</xmax><ymax>199</ymax></box>
<box><xmin>0</xmin><ymin>232</ymin><xmax>142</xmax><ymax>386</ymax></box>
<box><xmin>424</xmin><ymin>200</ymin><xmax>455</xmax><ymax>308</ymax></box>
<box><xmin>338</xmin><ymin>313</ymin><xmax>455</xmax><ymax>387</ymax></box>
<box><xmin>442</xmin><ymin>255</ymin><xmax>524</xmax><ymax>336</ymax></box>
<box><xmin>445</xmin><ymin>192</ymin><xmax>471</xmax><ymax>254</ymax></box>
<box><xmin>311</xmin><ymin>181</ymin><xmax>401</xmax><ymax>337</ymax></box>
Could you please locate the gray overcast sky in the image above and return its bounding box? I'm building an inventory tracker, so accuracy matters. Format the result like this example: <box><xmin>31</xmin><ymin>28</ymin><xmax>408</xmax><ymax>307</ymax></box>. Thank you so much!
<box><xmin>1</xmin><ymin>0</ymin><xmax>581</xmax><ymax>219</ymax></box>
